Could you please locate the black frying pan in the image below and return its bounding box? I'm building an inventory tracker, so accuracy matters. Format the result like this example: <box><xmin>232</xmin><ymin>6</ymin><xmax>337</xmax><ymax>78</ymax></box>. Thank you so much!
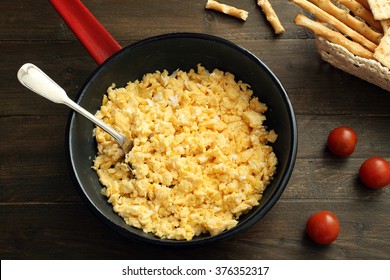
<box><xmin>50</xmin><ymin>0</ymin><xmax>297</xmax><ymax>246</ymax></box>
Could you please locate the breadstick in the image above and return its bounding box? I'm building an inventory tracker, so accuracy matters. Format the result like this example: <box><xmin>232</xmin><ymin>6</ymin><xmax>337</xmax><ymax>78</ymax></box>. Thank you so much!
<box><xmin>294</xmin><ymin>13</ymin><xmax>374</xmax><ymax>58</ymax></box>
<box><xmin>336</xmin><ymin>0</ymin><xmax>383</xmax><ymax>32</ymax></box>
<box><xmin>355</xmin><ymin>0</ymin><xmax>371</xmax><ymax>10</ymax></box>
<box><xmin>205</xmin><ymin>0</ymin><xmax>249</xmax><ymax>21</ymax></box>
<box><xmin>291</xmin><ymin>0</ymin><xmax>377</xmax><ymax>52</ymax></box>
<box><xmin>308</xmin><ymin>0</ymin><xmax>382</xmax><ymax>44</ymax></box>
<box><xmin>257</xmin><ymin>0</ymin><xmax>285</xmax><ymax>34</ymax></box>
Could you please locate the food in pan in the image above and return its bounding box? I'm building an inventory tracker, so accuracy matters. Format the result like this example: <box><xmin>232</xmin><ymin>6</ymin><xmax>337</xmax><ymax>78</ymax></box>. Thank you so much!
<box><xmin>92</xmin><ymin>64</ymin><xmax>278</xmax><ymax>240</ymax></box>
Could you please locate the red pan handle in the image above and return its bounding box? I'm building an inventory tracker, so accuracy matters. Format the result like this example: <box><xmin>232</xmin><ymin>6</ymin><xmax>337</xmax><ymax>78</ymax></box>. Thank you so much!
<box><xmin>49</xmin><ymin>0</ymin><xmax>122</xmax><ymax>65</ymax></box>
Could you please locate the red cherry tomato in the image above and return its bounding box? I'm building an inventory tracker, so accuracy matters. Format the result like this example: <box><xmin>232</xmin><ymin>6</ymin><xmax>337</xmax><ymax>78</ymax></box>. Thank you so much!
<box><xmin>306</xmin><ymin>210</ymin><xmax>340</xmax><ymax>245</ymax></box>
<box><xmin>327</xmin><ymin>126</ymin><xmax>358</xmax><ymax>157</ymax></box>
<box><xmin>359</xmin><ymin>157</ymin><xmax>390</xmax><ymax>189</ymax></box>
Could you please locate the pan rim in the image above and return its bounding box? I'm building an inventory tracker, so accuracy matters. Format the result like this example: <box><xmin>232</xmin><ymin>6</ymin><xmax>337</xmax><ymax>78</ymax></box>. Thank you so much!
<box><xmin>65</xmin><ymin>32</ymin><xmax>298</xmax><ymax>247</ymax></box>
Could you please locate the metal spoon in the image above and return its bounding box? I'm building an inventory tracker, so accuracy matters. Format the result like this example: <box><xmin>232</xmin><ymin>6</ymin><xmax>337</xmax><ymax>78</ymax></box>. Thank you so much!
<box><xmin>17</xmin><ymin>63</ymin><xmax>133</xmax><ymax>154</ymax></box>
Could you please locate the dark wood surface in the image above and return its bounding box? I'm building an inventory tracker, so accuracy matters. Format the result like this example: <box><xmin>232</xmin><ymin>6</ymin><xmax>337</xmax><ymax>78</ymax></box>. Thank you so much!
<box><xmin>1</xmin><ymin>0</ymin><xmax>390</xmax><ymax>260</ymax></box>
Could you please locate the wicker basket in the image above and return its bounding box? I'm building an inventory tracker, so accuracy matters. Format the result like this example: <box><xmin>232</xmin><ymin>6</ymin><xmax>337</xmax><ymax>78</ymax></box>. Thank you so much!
<box><xmin>315</xmin><ymin>36</ymin><xmax>390</xmax><ymax>92</ymax></box>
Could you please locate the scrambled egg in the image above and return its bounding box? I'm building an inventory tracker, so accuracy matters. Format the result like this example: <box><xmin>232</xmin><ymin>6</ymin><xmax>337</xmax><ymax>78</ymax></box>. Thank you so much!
<box><xmin>92</xmin><ymin>64</ymin><xmax>278</xmax><ymax>240</ymax></box>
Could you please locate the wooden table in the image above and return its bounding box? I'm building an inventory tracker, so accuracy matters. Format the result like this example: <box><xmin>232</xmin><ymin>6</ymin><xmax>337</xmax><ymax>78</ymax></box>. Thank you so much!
<box><xmin>2</xmin><ymin>0</ymin><xmax>390</xmax><ymax>260</ymax></box>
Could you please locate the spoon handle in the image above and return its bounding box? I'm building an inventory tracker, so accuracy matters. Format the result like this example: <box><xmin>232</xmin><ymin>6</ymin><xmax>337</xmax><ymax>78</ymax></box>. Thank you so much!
<box><xmin>17</xmin><ymin>63</ymin><xmax>126</xmax><ymax>147</ymax></box>
<box><xmin>17</xmin><ymin>63</ymin><xmax>71</xmax><ymax>104</ymax></box>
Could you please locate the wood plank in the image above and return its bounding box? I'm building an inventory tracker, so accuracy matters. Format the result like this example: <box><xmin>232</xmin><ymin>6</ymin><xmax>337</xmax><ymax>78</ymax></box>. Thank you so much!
<box><xmin>0</xmin><ymin>0</ymin><xmax>306</xmax><ymax>41</ymax></box>
<box><xmin>2</xmin><ymin>115</ymin><xmax>389</xmax><ymax>202</ymax></box>
<box><xmin>0</xmin><ymin>116</ymin><xmax>82</xmax><ymax>203</ymax></box>
<box><xmin>0</xmin><ymin>201</ymin><xmax>388</xmax><ymax>259</ymax></box>
<box><xmin>286</xmin><ymin>158</ymin><xmax>390</xmax><ymax>200</ymax></box>
<box><xmin>234</xmin><ymin>200</ymin><xmax>390</xmax><ymax>259</ymax></box>
<box><xmin>3</xmin><ymin>40</ymin><xmax>390</xmax><ymax>117</ymax></box>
